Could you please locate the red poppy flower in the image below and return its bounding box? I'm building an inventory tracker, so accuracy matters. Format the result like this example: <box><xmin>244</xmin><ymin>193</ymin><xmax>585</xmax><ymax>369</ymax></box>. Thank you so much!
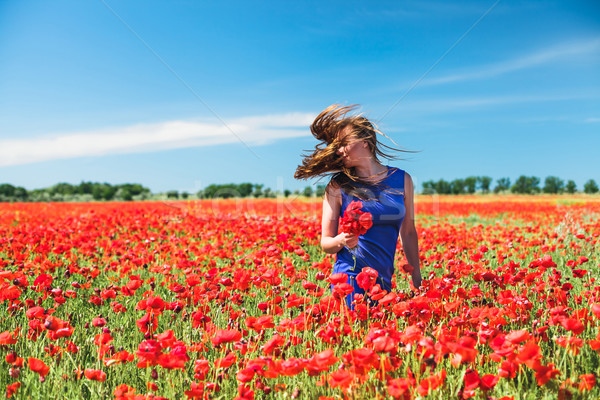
<box><xmin>457</xmin><ymin>368</ymin><xmax>477</xmax><ymax>393</ymax></box>
<box><xmin>211</xmin><ymin>329</ymin><xmax>242</xmax><ymax>346</ymax></box>
<box><xmin>516</xmin><ymin>340</ymin><xmax>542</xmax><ymax>369</ymax></box>
<box><xmin>505</xmin><ymin>329</ymin><xmax>531</xmax><ymax>344</ymax></box>
<box><xmin>342</xmin><ymin>348</ymin><xmax>379</xmax><ymax>374</ymax></box>
<box><xmin>534</xmin><ymin>363</ymin><xmax>560</xmax><ymax>386</ymax></box>
<box><xmin>328</xmin><ymin>370</ymin><xmax>354</xmax><ymax>389</ymax></box>
<box><xmin>305</xmin><ymin>348</ymin><xmax>338</xmax><ymax>375</ymax></box>
<box><xmin>28</xmin><ymin>357</ymin><xmax>50</xmax><ymax>377</ymax></box>
<box><xmin>332</xmin><ymin>283</ymin><xmax>354</xmax><ymax>299</ymax></box>
<box><xmin>356</xmin><ymin>267</ymin><xmax>378</xmax><ymax>291</ymax></box>
<box><xmin>262</xmin><ymin>334</ymin><xmax>286</xmax><ymax>355</ymax></box>
<box><xmin>417</xmin><ymin>369</ymin><xmax>446</xmax><ymax>396</ymax></box>
<box><xmin>6</xmin><ymin>382</ymin><xmax>21</xmax><ymax>398</ymax></box>
<box><xmin>328</xmin><ymin>273</ymin><xmax>348</xmax><ymax>285</ymax></box>
<box><xmin>214</xmin><ymin>351</ymin><xmax>237</xmax><ymax>369</ymax></box>
<box><xmin>340</xmin><ymin>201</ymin><xmax>373</xmax><ymax>236</ymax></box>
<box><xmin>387</xmin><ymin>378</ymin><xmax>411</xmax><ymax>399</ymax></box>
<box><xmin>103</xmin><ymin>350</ymin><xmax>134</xmax><ymax>367</ymax></box>
<box><xmin>0</xmin><ymin>330</ymin><xmax>18</xmax><ymax>345</ymax></box>
<box><xmin>84</xmin><ymin>368</ymin><xmax>106</xmax><ymax>382</ymax></box>
<box><xmin>279</xmin><ymin>357</ymin><xmax>305</xmax><ymax>376</ymax></box>
<box><xmin>184</xmin><ymin>381</ymin><xmax>204</xmax><ymax>399</ymax></box>
<box><xmin>579</xmin><ymin>374</ymin><xmax>596</xmax><ymax>391</ymax></box>
<box><xmin>480</xmin><ymin>374</ymin><xmax>499</xmax><ymax>391</ymax></box>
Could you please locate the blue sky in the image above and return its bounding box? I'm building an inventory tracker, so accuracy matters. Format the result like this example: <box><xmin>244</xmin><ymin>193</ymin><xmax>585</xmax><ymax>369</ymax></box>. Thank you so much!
<box><xmin>1</xmin><ymin>0</ymin><xmax>599</xmax><ymax>193</ymax></box>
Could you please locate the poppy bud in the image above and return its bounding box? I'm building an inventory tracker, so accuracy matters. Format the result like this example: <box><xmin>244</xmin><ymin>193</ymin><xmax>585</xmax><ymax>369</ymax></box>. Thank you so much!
<box><xmin>6</xmin><ymin>352</ymin><xmax>17</xmax><ymax>363</ymax></box>
<box><xmin>151</xmin><ymin>369</ymin><xmax>158</xmax><ymax>380</ymax></box>
<box><xmin>9</xmin><ymin>367</ymin><xmax>20</xmax><ymax>378</ymax></box>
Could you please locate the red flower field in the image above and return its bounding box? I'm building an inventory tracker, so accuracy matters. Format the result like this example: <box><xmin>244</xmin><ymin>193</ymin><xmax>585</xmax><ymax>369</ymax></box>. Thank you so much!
<box><xmin>0</xmin><ymin>195</ymin><xmax>599</xmax><ymax>399</ymax></box>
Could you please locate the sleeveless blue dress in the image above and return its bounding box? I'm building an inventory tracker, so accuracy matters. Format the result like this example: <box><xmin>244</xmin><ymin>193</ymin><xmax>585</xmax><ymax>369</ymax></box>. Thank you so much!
<box><xmin>333</xmin><ymin>166</ymin><xmax>406</xmax><ymax>307</ymax></box>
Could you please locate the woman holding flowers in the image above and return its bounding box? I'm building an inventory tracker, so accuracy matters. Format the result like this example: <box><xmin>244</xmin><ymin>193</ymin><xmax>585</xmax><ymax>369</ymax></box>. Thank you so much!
<box><xmin>295</xmin><ymin>104</ymin><xmax>422</xmax><ymax>308</ymax></box>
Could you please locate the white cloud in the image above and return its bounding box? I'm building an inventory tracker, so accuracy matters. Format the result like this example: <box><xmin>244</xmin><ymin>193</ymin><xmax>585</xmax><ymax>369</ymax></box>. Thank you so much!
<box><xmin>0</xmin><ymin>112</ymin><xmax>315</xmax><ymax>167</ymax></box>
<box><xmin>388</xmin><ymin>93</ymin><xmax>598</xmax><ymax>115</ymax></box>
<box><xmin>423</xmin><ymin>37</ymin><xmax>600</xmax><ymax>86</ymax></box>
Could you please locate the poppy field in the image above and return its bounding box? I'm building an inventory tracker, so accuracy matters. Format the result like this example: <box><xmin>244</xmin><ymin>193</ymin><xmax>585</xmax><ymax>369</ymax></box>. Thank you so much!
<box><xmin>1</xmin><ymin>196</ymin><xmax>599</xmax><ymax>399</ymax></box>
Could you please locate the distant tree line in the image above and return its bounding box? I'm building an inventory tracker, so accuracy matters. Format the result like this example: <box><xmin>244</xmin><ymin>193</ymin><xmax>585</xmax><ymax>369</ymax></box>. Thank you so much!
<box><xmin>196</xmin><ymin>183</ymin><xmax>327</xmax><ymax>199</ymax></box>
<box><xmin>422</xmin><ymin>176</ymin><xmax>599</xmax><ymax>195</ymax></box>
<box><xmin>5</xmin><ymin>176</ymin><xmax>595</xmax><ymax>203</ymax></box>
<box><xmin>0</xmin><ymin>181</ymin><xmax>332</xmax><ymax>203</ymax></box>
<box><xmin>0</xmin><ymin>182</ymin><xmax>151</xmax><ymax>202</ymax></box>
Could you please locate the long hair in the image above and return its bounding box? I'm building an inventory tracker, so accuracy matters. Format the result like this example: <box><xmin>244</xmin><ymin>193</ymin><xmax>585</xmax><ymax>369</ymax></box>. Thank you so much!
<box><xmin>294</xmin><ymin>104</ymin><xmax>405</xmax><ymax>199</ymax></box>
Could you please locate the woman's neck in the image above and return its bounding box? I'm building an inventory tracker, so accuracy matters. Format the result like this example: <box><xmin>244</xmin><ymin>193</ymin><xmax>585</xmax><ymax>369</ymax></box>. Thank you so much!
<box><xmin>354</xmin><ymin>159</ymin><xmax>387</xmax><ymax>180</ymax></box>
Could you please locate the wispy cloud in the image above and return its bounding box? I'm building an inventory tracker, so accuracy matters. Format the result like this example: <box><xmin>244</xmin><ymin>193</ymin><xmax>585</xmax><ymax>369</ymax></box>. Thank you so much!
<box><xmin>385</xmin><ymin>92</ymin><xmax>599</xmax><ymax>116</ymax></box>
<box><xmin>0</xmin><ymin>112</ymin><xmax>315</xmax><ymax>167</ymax></box>
<box><xmin>423</xmin><ymin>37</ymin><xmax>600</xmax><ymax>86</ymax></box>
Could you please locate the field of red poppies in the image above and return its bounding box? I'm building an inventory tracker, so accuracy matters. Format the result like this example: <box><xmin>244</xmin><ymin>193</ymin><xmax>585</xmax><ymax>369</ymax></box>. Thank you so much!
<box><xmin>1</xmin><ymin>196</ymin><xmax>599</xmax><ymax>399</ymax></box>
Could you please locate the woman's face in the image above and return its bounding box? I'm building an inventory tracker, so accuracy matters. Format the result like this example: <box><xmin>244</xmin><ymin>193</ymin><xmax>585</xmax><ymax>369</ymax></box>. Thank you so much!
<box><xmin>336</xmin><ymin>126</ymin><xmax>370</xmax><ymax>167</ymax></box>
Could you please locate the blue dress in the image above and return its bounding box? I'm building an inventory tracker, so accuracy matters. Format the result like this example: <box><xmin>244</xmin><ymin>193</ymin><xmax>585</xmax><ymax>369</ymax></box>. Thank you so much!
<box><xmin>333</xmin><ymin>166</ymin><xmax>406</xmax><ymax>307</ymax></box>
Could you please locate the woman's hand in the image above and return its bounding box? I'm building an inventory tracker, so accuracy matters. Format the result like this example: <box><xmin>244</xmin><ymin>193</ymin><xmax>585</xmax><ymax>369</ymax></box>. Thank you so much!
<box><xmin>338</xmin><ymin>232</ymin><xmax>358</xmax><ymax>249</ymax></box>
<box><xmin>411</xmin><ymin>268</ymin><xmax>422</xmax><ymax>290</ymax></box>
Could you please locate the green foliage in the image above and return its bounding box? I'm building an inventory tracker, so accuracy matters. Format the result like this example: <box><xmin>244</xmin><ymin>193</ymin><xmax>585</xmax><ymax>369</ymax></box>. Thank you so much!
<box><xmin>0</xmin><ymin>182</ymin><xmax>151</xmax><ymax>202</ymax></box>
<box><xmin>494</xmin><ymin>177</ymin><xmax>511</xmax><ymax>193</ymax></box>
<box><xmin>511</xmin><ymin>176</ymin><xmax>541</xmax><ymax>194</ymax></box>
<box><xmin>435</xmin><ymin>179</ymin><xmax>451</xmax><ymax>195</ymax></box>
<box><xmin>565</xmin><ymin>180</ymin><xmax>577</xmax><ymax>194</ymax></box>
<box><xmin>253</xmin><ymin>184</ymin><xmax>264</xmax><ymax>198</ymax></box>
<box><xmin>315</xmin><ymin>184</ymin><xmax>326</xmax><ymax>197</ymax></box>
<box><xmin>166</xmin><ymin>190</ymin><xmax>179</xmax><ymax>199</ymax></box>
<box><xmin>584</xmin><ymin>179</ymin><xmax>599</xmax><ymax>194</ymax></box>
<box><xmin>543</xmin><ymin>176</ymin><xmax>565</xmax><ymax>194</ymax></box>
<box><xmin>0</xmin><ymin>184</ymin><xmax>28</xmax><ymax>201</ymax></box>
<box><xmin>450</xmin><ymin>179</ymin><xmax>465</xmax><ymax>195</ymax></box>
<box><xmin>478</xmin><ymin>176</ymin><xmax>492</xmax><ymax>193</ymax></box>
<box><xmin>421</xmin><ymin>176</ymin><xmax>593</xmax><ymax>195</ymax></box>
<box><xmin>197</xmin><ymin>183</ymin><xmax>267</xmax><ymax>199</ymax></box>
<box><xmin>303</xmin><ymin>186</ymin><xmax>314</xmax><ymax>198</ymax></box>
<box><xmin>463</xmin><ymin>176</ymin><xmax>477</xmax><ymax>194</ymax></box>
<box><xmin>421</xmin><ymin>180</ymin><xmax>436</xmax><ymax>194</ymax></box>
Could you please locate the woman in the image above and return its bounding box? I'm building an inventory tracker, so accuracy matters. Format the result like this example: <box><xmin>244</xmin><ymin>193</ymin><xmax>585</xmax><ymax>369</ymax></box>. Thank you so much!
<box><xmin>295</xmin><ymin>104</ymin><xmax>422</xmax><ymax>308</ymax></box>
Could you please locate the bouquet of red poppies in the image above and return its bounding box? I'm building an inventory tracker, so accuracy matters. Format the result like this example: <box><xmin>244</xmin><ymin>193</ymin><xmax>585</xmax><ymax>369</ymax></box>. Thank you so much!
<box><xmin>340</xmin><ymin>201</ymin><xmax>373</xmax><ymax>271</ymax></box>
<box><xmin>340</xmin><ymin>200</ymin><xmax>373</xmax><ymax>236</ymax></box>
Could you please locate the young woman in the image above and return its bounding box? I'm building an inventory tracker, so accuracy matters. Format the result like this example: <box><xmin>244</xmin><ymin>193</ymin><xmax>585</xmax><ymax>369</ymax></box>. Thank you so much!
<box><xmin>295</xmin><ymin>104</ymin><xmax>422</xmax><ymax>308</ymax></box>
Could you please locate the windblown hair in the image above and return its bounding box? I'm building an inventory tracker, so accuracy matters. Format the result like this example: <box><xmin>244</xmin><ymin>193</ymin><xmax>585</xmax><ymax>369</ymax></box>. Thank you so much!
<box><xmin>294</xmin><ymin>104</ymin><xmax>404</xmax><ymax>198</ymax></box>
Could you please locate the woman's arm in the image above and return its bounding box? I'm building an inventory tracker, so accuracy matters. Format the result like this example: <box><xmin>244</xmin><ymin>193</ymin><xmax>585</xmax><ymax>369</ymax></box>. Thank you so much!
<box><xmin>321</xmin><ymin>184</ymin><xmax>358</xmax><ymax>254</ymax></box>
<box><xmin>400</xmin><ymin>173</ymin><xmax>422</xmax><ymax>289</ymax></box>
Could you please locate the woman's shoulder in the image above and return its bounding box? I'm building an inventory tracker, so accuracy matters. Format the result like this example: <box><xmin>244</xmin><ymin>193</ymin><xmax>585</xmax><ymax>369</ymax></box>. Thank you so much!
<box><xmin>386</xmin><ymin>166</ymin><xmax>406</xmax><ymax>182</ymax></box>
<box><xmin>325</xmin><ymin>178</ymin><xmax>342</xmax><ymax>198</ymax></box>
